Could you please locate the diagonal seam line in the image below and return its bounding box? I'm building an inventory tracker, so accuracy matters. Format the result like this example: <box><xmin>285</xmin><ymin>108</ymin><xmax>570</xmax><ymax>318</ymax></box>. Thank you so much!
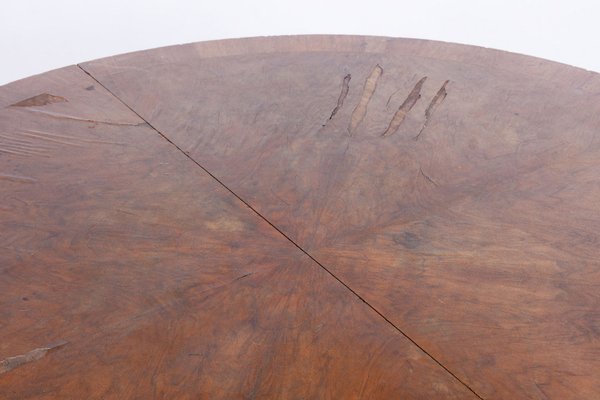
<box><xmin>77</xmin><ymin>64</ymin><xmax>485</xmax><ymax>400</ymax></box>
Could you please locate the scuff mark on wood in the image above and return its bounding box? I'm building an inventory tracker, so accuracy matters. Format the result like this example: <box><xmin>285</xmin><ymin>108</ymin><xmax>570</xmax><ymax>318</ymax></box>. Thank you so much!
<box><xmin>349</xmin><ymin>65</ymin><xmax>383</xmax><ymax>135</ymax></box>
<box><xmin>0</xmin><ymin>128</ymin><xmax>128</xmax><ymax>159</ymax></box>
<box><xmin>12</xmin><ymin>108</ymin><xmax>146</xmax><ymax>127</ymax></box>
<box><xmin>0</xmin><ymin>340</ymin><xmax>68</xmax><ymax>375</ymax></box>
<box><xmin>0</xmin><ymin>135</ymin><xmax>49</xmax><ymax>157</ymax></box>
<box><xmin>0</xmin><ymin>148</ymin><xmax>37</xmax><ymax>157</ymax></box>
<box><xmin>327</xmin><ymin>74</ymin><xmax>351</xmax><ymax>122</ymax></box>
<box><xmin>414</xmin><ymin>80</ymin><xmax>449</xmax><ymax>141</ymax></box>
<box><xmin>382</xmin><ymin>77</ymin><xmax>427</xmax><ymax>137</ymax></box>
<box><xmin>187</xmin><ymin>272</ymin><xmax>254</xmax><ymax>294</ymax></box>
<box><xmin>0</xmin><ymin>173</ymin><xmax>37</xmax><ymax>184</ymax></box>
<box><xmin>20</xmin><ymin>128</ymin><xmax>127</xmax><ymax>146</ymax></box>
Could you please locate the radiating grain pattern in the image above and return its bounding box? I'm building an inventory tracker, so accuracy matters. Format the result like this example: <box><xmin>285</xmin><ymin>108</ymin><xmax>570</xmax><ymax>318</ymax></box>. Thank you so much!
<box><xmin>81</xmin><ymin>35</ymin><xmax>600</xmax><ymax>399</ymax></box>
<box><xmin>0</xmin><ymin>64</ymin><xmax>477</xmax><ymax>398</ymax></box>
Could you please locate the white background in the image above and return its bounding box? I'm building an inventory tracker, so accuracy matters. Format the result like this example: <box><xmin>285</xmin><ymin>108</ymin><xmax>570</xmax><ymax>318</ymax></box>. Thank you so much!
<box><xmin>1</xmin><ymin>0</ymin><xmax>599</xmax><ymax>85</ymax></box>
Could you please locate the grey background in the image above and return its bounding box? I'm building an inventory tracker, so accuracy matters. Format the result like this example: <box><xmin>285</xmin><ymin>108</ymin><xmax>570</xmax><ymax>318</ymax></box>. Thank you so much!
<box><xmin>1</xmin><ymin>0</ymin><xmax>598</xmax><ymax>85</ymax></box>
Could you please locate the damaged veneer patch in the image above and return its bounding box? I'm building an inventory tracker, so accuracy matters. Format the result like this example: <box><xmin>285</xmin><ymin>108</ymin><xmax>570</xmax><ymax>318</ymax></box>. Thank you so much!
<box><xmin>10</xmin><ymin>93</ymin><xmax>68</xmax><ymax>108</ymax></box>
<box><xmin>0</xmin><ymin>340</ymin><xmax>68</xmax><ymax>375</ymax></box>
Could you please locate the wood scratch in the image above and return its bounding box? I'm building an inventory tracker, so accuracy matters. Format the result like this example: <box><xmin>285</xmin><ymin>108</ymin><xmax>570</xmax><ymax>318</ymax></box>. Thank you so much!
<box><xmin>420</xmin><ymin>167</ymin><xmax>439</xmax><ymax>186</ymax></box>
<box><xmin>349</xmin><ymin>65</ymin><xmax>383</xmax><ymax>135</ymax></box>
<box><xmin>327</xmin><ymin>74</ymin><xmax>351</xmax><ymax>121</ymax></box>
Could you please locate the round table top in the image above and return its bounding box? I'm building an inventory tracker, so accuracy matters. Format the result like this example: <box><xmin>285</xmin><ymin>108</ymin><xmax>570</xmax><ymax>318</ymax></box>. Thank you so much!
<box><xmin>1</xmin><ymin>35</ymin><xmax>600</xmax><ymax>399</ymax></box>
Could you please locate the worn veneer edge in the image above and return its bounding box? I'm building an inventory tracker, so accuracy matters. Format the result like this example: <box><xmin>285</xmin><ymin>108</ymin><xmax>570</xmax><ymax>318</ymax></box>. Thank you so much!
<box><xmin>74</xmin><ymin>35</ymin><xmax>600</xmax><ymax>95</ymax></box>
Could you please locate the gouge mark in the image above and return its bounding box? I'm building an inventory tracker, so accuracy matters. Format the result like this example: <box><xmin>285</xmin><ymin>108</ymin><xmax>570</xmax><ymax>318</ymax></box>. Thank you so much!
<box><xmin>349</xmin><ymin>65</ymin><xmax>383</xmax><ymax>134</ymax></box>
<box><xmin>382</xmin><ymin>77</ymin><xmax>427</xmax><ymax>137</ymax></box>
<box><xmin>414</xmin><ymin>80</ymin><xmax>449</xmax><ymax>140</ymax></box>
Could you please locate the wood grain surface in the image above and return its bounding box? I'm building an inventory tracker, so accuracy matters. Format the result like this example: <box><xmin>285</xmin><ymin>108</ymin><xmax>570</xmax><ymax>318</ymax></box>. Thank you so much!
<box><xmin>2</xmin><ymin>35</ymin><xmax>599</xmax><ymax>399</ymax></box>
<box><xmin>0</xmin><ymin>63</ymin><xmax>478</xmax><ymax>399</ymax></box>
<box><xmin>80</xmin><ymin>36</ymin><xmax>600</xmax><ymax>399</ymax></box>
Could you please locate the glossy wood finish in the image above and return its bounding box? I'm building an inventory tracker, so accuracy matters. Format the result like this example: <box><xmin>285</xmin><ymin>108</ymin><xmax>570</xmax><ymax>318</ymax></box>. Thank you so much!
<box><xmin>80</xmin><ymin>36</ymin><xmax>600</xmax><ymax>399</ymax></box>
<box><xmin>0</xmin><ymin>64</ymin><xmax>479</xmax><ymax>398</ymax></box>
